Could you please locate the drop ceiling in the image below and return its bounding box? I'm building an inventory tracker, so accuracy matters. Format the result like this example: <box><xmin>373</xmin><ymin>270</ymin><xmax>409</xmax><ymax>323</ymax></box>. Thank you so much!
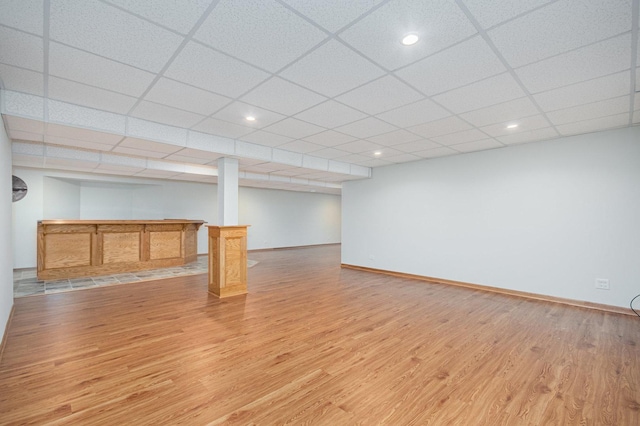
<box><xmin>1</xmin><ymin>0</ymin><xmax>638</xmax><ymax>195</ymax></box>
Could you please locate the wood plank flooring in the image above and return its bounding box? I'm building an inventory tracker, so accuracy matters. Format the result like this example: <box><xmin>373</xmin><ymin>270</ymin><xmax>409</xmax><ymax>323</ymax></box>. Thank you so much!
<box><xmin>0</xmin><ymin>245</ymin><xmax>638</xmax><ymax>425</ymax></box>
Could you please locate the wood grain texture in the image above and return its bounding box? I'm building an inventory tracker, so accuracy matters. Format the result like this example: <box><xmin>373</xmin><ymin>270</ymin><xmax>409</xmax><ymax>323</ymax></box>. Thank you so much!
<box><xmin>37</xmin><ymin>220</ymin><xmax>204</xmax><ymax>280</ymax></box>
<box><xmin>2</xmin><ymin>245</ymin><xmax>639</xmax><ymax>425</ymax></box>
<box><xmin>208</xmin><ymin>226</ymin><xmax>248</xmax><ymax>298</ymax></box>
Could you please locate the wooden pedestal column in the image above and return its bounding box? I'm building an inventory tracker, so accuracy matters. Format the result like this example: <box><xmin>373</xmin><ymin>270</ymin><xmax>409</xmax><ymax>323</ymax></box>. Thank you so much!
<box><xmin>207</xmin><ymin>225</ymin><xmax>249</xmax><ymax>298</ymax></box>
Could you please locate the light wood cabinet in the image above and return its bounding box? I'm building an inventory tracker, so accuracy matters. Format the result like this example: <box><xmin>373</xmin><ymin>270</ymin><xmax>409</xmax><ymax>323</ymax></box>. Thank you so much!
<box><xmin>207</xmin><ymin>225</ymin><xmax>249</xmax><ymax>298</ymax></box>
<box><xmin>37</xmin><ymin>220</ymin><xmax>204</xmax><ymax>280</ymax></box>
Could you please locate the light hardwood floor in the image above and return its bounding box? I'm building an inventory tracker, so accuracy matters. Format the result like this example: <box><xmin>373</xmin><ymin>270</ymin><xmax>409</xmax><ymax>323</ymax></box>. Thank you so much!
<box><xmin>1</xmin><ymin>245</ymin><xmax>638</xmax><ymax>425</ymax></box>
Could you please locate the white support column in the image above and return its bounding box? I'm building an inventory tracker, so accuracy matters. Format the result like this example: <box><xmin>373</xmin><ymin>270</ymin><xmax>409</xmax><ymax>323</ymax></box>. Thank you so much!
<box><xmin>217</xmin><ymin>157</ymin><xmax>239</xmax><ymax>226</ymax></box>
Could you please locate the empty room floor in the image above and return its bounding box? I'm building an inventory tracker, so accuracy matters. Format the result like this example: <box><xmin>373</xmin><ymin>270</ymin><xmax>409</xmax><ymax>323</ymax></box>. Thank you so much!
<box><xmin>0</xmin><ymin>245</ymin><xmax>638</xmax><ymax>424</ymax></box>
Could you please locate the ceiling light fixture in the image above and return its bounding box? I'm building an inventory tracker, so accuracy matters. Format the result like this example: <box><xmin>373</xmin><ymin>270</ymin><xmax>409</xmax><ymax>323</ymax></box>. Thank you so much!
<box><xmin>401</xmin><ymin>34</ymin><xmax>419</xmax><ymax>46</ymax></box>
<box><xmin>374</xmin><ymin>151</ymin><xmax>382</xmax><ymax>156</ymax></box>
<box><xmin>245</xmin><ymin>116</ymin><xmax>256</xmax><ymax>122</ymax></box>
<box><xmin>506</xmin><ymin>124</ymin><xmax>519</xmax><ymax>129</ymax></box>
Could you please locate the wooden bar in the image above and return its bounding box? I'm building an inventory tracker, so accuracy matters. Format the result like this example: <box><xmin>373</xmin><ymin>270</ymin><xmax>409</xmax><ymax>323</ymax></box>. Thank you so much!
<box><xmin>207</xmin><ymin>225</ymin><xmax>249</xmax><ymax>298</ymax></box>
<box><xmin>37</xmin><ymin>220</ymin><xmax>205</xmax><ymax>280</ymax></box>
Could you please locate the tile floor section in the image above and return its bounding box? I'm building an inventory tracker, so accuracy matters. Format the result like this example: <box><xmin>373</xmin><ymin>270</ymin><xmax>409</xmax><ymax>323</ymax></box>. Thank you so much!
<box><xmin>14</xmin><ymin>256</ymin><xmax>259</xmax><ymax>298</ymax></box>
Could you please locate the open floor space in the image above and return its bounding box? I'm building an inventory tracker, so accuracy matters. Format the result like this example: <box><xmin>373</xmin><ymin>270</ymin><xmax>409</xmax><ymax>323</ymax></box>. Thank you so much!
<box><xmin>0</xmin><ymin>245</ymin><xmax>638</xmax><ymax>424</ymax></box>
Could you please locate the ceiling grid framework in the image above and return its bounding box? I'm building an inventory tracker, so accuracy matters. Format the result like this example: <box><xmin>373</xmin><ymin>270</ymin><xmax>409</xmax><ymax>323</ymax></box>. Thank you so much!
<box><xmin>0</xmin><ymin>0</ymin><xmax>638</xmax><ymax>194</ymax></box>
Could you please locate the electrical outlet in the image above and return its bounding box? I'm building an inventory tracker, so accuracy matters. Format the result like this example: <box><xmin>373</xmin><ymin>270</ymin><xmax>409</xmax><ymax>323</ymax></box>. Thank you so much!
<box><xmin>595</xmin><ymin>278</ymin><xmax>610</xmax><ymax>290</ymax></box>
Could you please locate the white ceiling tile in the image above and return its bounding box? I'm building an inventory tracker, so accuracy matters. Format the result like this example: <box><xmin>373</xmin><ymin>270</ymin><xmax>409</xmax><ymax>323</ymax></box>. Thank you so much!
<box><xmin>101</xmin><ymin>153</ymin><xmax>147</xmax><ymax>167</ymax></box>
<box><xmin>95</xmin><ymin>163</ymin><xmax>145</xmax><ymax>174</ymax></box>
<box><xmin>44</xmin><ymin>134</ymin><xmax>117</xmax><ymax>152</ymax></box>
<box><xmin>546</xmin><ymin>96</ymin><xmax>631</xmax><ymax>125</ymax></box>
<box><xmin>0</xmin><ymin>0</ymin><xmax>43</xmax><ymax>35</ymax></box>
<box><xmin>2</xmin><ymin>91</ymin><xmax>44</xmax><ymax>119</ymax></box>
<box><xmin>497</xmin><ymin>127</ymin><xmax>559</xmax><ymax>145</ymax></box>
<box><xmin>0</xmin><ymin>26</ymin><xmax>43</xmax><ymax>71</ymax></box>
<box><xmin>480</xmin><ymin>114</ymin><xmax>550</xmax><ymax>138</ymax></box>
<box><xmin>302</xmin><ymin>130</ymin><xmax>357</xmax><ymax>147</ymax></box>
<box><xmin>336</xmin><ymin>75</ymin><xmax>423</xmax><ymax>115</ymax></box>
<box><xmin>45</xmin><ymin>145</ymin><xmax>100</xmax><ymax>162</ymax></box>
<box><xmin>48</xmin><ymin>42</ymin><xmax>156</xmax><ymax>97</ymax></box>
<box><xmin>396</xmin><ymin>36</ymin><xmax>505</xmax><ymax>96</ymax></box>
<box><xmin>0</xmin><ymin>64</ymin><xmax>43</xmax><ymax>96</ymax></box>
<box><xmin>235</xmin><ymin>141</ymin><xmax>272</xmax><ymax>161</ymax></box>
<box><xmin>126</xmin><ymin>117</ymin><xmax>187</xmax><ymax>146</ymax></box>
<box><xmin>334</xmin><ymin>153</ymin><xmax>371</xmax><ymax>163</ymax></box>
<box><xmin>281</xmin><ymin>0</ymin><xmax>383</xmax><ymax>32</ymax></box>
<box><xmin>5</xmin><ymin>116</ymin><xmax>44</xmax><ymax>133</ymax></box>
<box><xmin>555</xmin><ymin>113</ymin><xmax>630</xmax><ymax>136</ymax></box>
<box><xmin>392</xmin><ymin>139</ymin><xmax>442</xmax><ymax>153</ymax></box>
<box><xmin>272</xmin><ymin>149</ymin><xmax>303</xmax><ymax>166</ymax></box>
<box><xmin>375</xmin><ymin>99</ymin><xmax>451</xmax><ymax>128</ymax></box>
<box><xmin>334</xmin><ymin>139</ymin><xmax>383</xmax><ymax>154</ymax></box>
<box><xmin>48</xmin><ymin>100</ymin><xmax>126</xmax><ymax>134</ymax></box>
<box><xmin>302</xmin><ymin>155</ymin><xmax>329</xmax><ymax>170</ymax></box>
<box><xmin>12</xmin><ymin>153</ymin><xmax>44</xmax><ymax>167</ymax></box>
<box><xmin>409</xmin><ymin>116</ymin><xmax>472</xmax><ymax>138</ymax></box>
<box><xmin>12</xmin><ymin>141</ymin><xmax>44</xmax><ymax>156</ymax></box>
<box><xmin>195</xmin><ymin>0</ymin><xmax>327</xmax><ymax>72</ymax></box>
<box><xmin>165</xmin><ymin>41</ymin><xmax>270</xmax><ymax>98</ymax></box>
<box><xmin>50</xmin><ymin>0</ymin><xmax>183</xmax><ymax>72</ymax></box>
<box><xmin>45</xmin><ymin>123</ymin><xmax>123</xmax><ymax>145</ymax></box>
<box><xmin>534</xmin><ymin>71</ymin><xmax>630</xmax><ymax>112</ymax></box>
<box><xmin>488</xmin><ymin>0</ymin><xmax>632</xmax><ymax>68</ymax></box>
<box><xmin>335</xmin><ymin>117</ymin><xmax>398</xmax><ymax>139</ymax></box>
<box><xmin>459</xmin><ymin>97</ymin><xmax>540</xmax><ymax>127</ymax></box>
<box><xmin>432</xmin><ymin>129</ymin><xmax>490</xmax><ymax>146</ymax></box>
<box><xmin>382</xmin><ymin>153</ymin><xmax>422</xmax><ymax>164</ymax></box>
<box><xmin>103</xmin><ymin>0</ymin><xmax>211</xmax><ymax>34</ymax></box>
<box><xmin>8</xmin><ymin>130</ymin><xmax>43</xmax><ymax>143</ymax></box>
<box><xmin>413</xmin><ymin>146</ymin><xmax>458</xmax><ymax>159</ymax></box>
<box><xmin>111</xmin><ymin>146</ymin><xmax>172</xmax><ymax>159</ymax></box>
<box><xmin>340</xmin><ymin>0</ymin><xmax>477</xmax><ymax>70</ymax></box>
<box><xmin>294</xmin><ymin>100</ymin><xmax>367</xmax><ymax>128</ymax></box>
<box><xmin>433</xmin><ymin>73</ymin><xmax>525</xmax><ymax>113</ymax></box>
<box><xmin>278</xmin><ymin>140</ymin><xmax>325</xmax><ymax>154</ymax></box>
<box><xmin>130</xmin><ymin>101</ymin><xmax>205</xmax><ymax>128</ymax></box>
<box><xmin>516</xmin><ymin>34</ymin><xmax>632</xmax><ymax>94</ymax></box>
<box><xmin>48</xmin><ymin>77</ymin><xmax>137</xmax><ymax>114</ymax></box>
<box><xmin>355</xmin><ymin>158</ymin><xmax>393</xmax><ymax>167</ymax></box>
<box><xmin>365</xmin><ymin>129</ymin><xmax>422</xmax><ymax>146</ymax></box>
<box><xmin>191</xmin><ymin>117</ymin><xmax>254</xmax><ymax>139</ymax></box>
<box><xmin>134</xmin><ymin>169</ymin><xmax>180</xmax><ymax>178</ymax></box>
<box><xmin>450</xmin><ymin>139</ymin><xmax>503</xmax><ymax>153</ymax></box>
<box><xmin>166</xmin><ymin>148</ymin><xmax>223</xmax><ymax>162</ymax></box>
<box><xmin>461</xmin><ymin>0</ymin><xmax>553</xmax><ymax>29</ymax></box>
<box><xmin>145</xmin><ymin>78</ymin><xmax>232</xmax><ymax>116</ymax></box>
<box><xmin>239</xmin><ymin>130</ymin><xmax>293</xmax><ymax>147</ymax></box>
<box><xmin>118</xmin><ymin>137</ymin><xmax>183</xmax><ymax>154</ymax></box>
<box><xmin>310</xmin><ymin>147</ymin><xmax>352</xmax><ymax>159</ymax></box>
<box><xmin>44</xmin><ymin>157</ymin><xmax>98</xmax><ymax>172</ymax></box>
<box><xmin>328</xmin><ymin>160</ymin><xmax>351</xmax><ymax>174</ymax></box>
<box><xmin>212</xmin><ymin>101</ymin><xmax>286</xmax><ymax>129</ymax></box>
<box><xmin>262</xmin><ymin>118</ymin><xmax>325</xmax><ymax>139</ymax></box>
<box><xmin>280</xmin><ymin>39</ymin><xmax>385</xmax><ymax>97</ymax></box>
<box><xmin>240</xmin><ymin>77</ymin><xmax>327</xmax><ymax>115</ymax></box>
<box><xmin>187</xmin><ymin>131</ymin><xmax>235</xmax><ymax>155</ymax></box>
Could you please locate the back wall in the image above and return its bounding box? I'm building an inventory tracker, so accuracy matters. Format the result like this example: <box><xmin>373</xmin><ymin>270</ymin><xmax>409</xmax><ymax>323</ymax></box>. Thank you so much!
<box><xmin>342</xmin><ymin>126</ymin><xmax>640</xmax><ymax>309</ymax></box>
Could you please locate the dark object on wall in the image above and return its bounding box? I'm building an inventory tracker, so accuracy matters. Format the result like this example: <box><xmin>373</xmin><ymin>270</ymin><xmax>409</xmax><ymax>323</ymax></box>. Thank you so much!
<box><xmin>12</xmin><ymin>175</ymin><xmax>27</xmax><ymax>202</ymax></box>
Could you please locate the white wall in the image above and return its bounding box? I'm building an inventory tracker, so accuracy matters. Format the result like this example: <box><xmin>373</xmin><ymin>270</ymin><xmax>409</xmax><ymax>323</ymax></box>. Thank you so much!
<box><xmin>1</xmin><ymin>116</ymin><xmax>14</xmax><ymax>341</ymax></box>
<box><xmin>12</xmin><ymin>168</ymin><xmax>341</xmax><ymax>268</ymax></box>
<box><xmin>239</xmin><ymin>187</ymin><xmax>341</xmax><ymax>249</ymax></box>
<box><xmin>43</xmin><ymin>177</ymin><xmax>81</xmax><ymax>219</ymax></box>
<box><xmin>342</xmin><ymin>126</ymin><xmax>640</xmax><ymax>309</ymax></box>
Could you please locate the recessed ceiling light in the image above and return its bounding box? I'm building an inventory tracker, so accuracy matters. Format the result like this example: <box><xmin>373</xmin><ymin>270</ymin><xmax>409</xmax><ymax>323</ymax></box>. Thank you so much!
<box><xmin>374</xmin><ymin>151</ymin><xmax>382</xmax><ymax>156</ymax></box>
<box><xmin>245</xmin><ymin>116</ymin><xmax>256</xmax><ymax>122</ymax></box>
<box><xmin>506</xmin><ymin>124</ymin><xmax>519</xmax><ymax>129</ymax></box>
<box><xmin>401</xmin><ymin>34</ymin><xmax>419</xmax><ymax>46</ymax></box>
